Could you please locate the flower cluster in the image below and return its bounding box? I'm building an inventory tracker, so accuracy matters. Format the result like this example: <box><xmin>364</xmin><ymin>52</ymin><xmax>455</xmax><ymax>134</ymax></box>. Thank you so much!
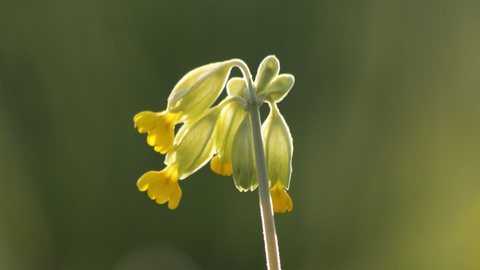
<box><xmin>134</xmin><ymin>56</ymin><xmax>294</xmax><ymax>213</ymax></box>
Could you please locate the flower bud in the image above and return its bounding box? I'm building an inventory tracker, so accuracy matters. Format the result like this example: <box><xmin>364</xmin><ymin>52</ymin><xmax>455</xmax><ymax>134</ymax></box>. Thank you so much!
<box><xmin>231</xmin><ymin>114</ymin><xmax>258</xmax><ymax>191</ymax></box>
<box><xmin>262</xmin><ymin>102</ymin><xmax>293</xmax><ymax>189</ymax></box>
<box><xmin>168</xmin><ymin>60</ymin><xmax>236</xmax><ymax>121</ymax></box>
<box><xmin>255</xmin><ymin>55</ymin><xmax>279</xmax><ymax>94</ymax></box>
<box><xmin>214</xmin><ymin>101</ymin><xmax>246</xmax><ymax>164</ymax></box>
<box><xmin>263</xmin><ymin>74</ymin><xmax>294</xmax><ymax>103</ymax></box>
<box><xmin>226</xmin><ymin>77</ymin><xmax>246</xmax><ymax>96</ymax></box>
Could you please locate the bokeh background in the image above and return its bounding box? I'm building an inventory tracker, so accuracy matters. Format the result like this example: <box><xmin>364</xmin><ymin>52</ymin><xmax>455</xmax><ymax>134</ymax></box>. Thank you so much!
<box><xmin>1</xmin><ymin>1</ymin><xmax>480</xmax><ymax>269</ymax></box>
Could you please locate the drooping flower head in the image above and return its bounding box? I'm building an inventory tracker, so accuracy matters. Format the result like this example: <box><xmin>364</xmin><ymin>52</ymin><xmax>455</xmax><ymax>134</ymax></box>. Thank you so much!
<box><xmin>134</xmin><ymin>56</ymin><xmax>294</xmax><ymax>213</ymax></box>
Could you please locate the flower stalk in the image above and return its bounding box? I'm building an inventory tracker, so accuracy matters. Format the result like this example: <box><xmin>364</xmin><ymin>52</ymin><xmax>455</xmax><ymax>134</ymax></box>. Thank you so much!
<box><xmin>237</xmin><ymin>61</ymin><xmax>282</xmax><ymax>270</ymax></box>
<box><xmin>249</xmin><ymin>102</ymin><xmax>282</xmax><ymax>270</ymax></box>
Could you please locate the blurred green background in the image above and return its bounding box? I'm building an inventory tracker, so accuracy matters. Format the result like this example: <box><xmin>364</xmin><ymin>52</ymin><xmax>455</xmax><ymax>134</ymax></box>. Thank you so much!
<box><xmin>1</xmin><ymin>1</ymin><xmax>480</xmax><ymax>269</ymax></box>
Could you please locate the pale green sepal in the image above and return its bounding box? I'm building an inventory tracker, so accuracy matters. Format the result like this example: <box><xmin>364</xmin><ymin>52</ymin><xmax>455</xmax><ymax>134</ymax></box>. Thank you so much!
<box><xmin>263</xmin><ymin>74</ymin><xmax>294</xmax><ymax>103</ymax></box>
<box><xmin>231</xmin><ymin>114</ymin><xmax>258</xmax><ymax>191</ymax></box>
<box><xmin>254</xmin><ymin>55</ymin><xmax>279</xmax><ymax>94</ymax></box>
<box><xmin>226</xmin><ymin>77</ymin><xmax>246</xmax><ymax>96</ymax></box>
<box><xmin>172</xmin><ymin>109</ymin><xmax>210</xmax><ymax>145</ymax></box>
<box><xmin>167</xmin><ymin>60</ymin><xmax>235</xmax><ymax>122</ymax></box>
<box><xmin>166</xmin><ymin>108</ymin><xmax>220</xmax><ymax>179</ymax></box>
<box><xmin>262</xmin><ymin>102</ymin><xmax>293</xmax><ymax>189</ymax></box>
<box><xmin>215</xmin><ymin>101</ymin><xmax>246</xmax><ymax>165</ymax></box>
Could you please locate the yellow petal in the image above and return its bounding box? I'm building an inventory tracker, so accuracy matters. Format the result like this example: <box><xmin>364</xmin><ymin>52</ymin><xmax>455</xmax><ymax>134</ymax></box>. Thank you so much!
<box><xmin>153</xmin><ymin>178</ymin><xmax>176</xmax><ymax>204</ymax></box>
<box><xmin>223</xmin><ymin>161</ymin><xmax>233</xmax><ymax>176</ymax></box>
<box><xmin>143</xmin><ymin>111</ymin><xmax>179</xmax><ymax>154</ymax></box>
<box><xmin>147</xmin><ymin>180</ymin><xmax>162</xmax><ymax>200</ymax></box>
<box><xmin>134</xmin><ymin>111</ymin><xmax>153</xmax><ymax>122</ymax></box>
<box><xmin>137</xmin><ymin>171</ymin><xmax>160</xmax><ymax>191</ymax></box>
<box><xmin>138</xmin><ymin>165</ymin><xmax>182</xmax><ymax>209</ymax></box>
<box><xmin>270</xmin><ymin>182</ymin><xmax>293</xmax><ymax>213</ymax></box>
<box><xmin>210</xmin><ymin>155</ymin><xmax>222</xmax><ymax>174</ymax></box>
<box><xmin>285</xmin><ymin>193</ymin><xmax>293</xmax><ymax>212</ymax></box>
<box><xmin>134</xmin><ymin>111</ymin><xmax>159</xmax><ymax>133</ymax></box>
<box><xmin>210</xmin><ymin>155</ymin><xmax>233</xmax><ymax>176</ymax></box>
<box><xmin>147</xmin><ymin>125</ymin><xmax>161</xmax><ymax>146</ymax></box>
<box><xmin>168</xmin><ymin>183</ymin><xmax>182</xmax><ymax>210</ymax></box>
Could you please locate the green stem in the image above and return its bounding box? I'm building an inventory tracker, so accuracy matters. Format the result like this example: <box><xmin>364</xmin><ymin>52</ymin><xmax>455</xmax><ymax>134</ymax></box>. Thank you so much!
<box><xmin>248</xmin><ymin>104</ymin><xmax>281</xmax><ymax>270</ymax></box>
<box><xmin>233</xmin><ymin>59</ymin><xmax>281</xmax><ymax>270</ymax></box>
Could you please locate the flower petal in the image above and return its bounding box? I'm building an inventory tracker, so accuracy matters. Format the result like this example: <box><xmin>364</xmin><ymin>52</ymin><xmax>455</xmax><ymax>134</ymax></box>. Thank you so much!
<box><xmin>137</xmin><ymin>171</ymin><xmax>160</xmax><ymax>192</ymax></box>
<box><xmin>138</xmin><ymin>165</ymin><xmax>181</xmax><ymax>209</ymax></box>
<box><xmin>210</xmin><ymin>155</ymin><xmax>233</xmax><ymax>176</ymax></box>
<box><xmin>168</xmin><ymin>183</ymin><xmax>182</xmax><ymax>210</ymax></box>
<box><xmin>134</xmin><ymin>111</ymin><xmax>158</xmax><ymax>133</ymax></box>
<box><xmin>270</xmin><ymin>182</ymin><xmax>293</xmax><ymax>213</ymax></box>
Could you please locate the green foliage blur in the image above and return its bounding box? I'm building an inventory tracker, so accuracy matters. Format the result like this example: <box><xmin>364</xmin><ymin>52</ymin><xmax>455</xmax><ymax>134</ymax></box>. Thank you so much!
<box><xmin>1</xmin><ymin>1</ymin><xmax>480</xmax><ymax>269</ymax></box>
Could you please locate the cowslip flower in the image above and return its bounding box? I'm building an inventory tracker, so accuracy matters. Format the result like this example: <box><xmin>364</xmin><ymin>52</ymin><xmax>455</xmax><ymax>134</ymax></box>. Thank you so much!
<box><xmin>134</xmin><ymin>56</ymin><xmax>294</xmax><ymax>213</ymax></box>
<box><xmin>262</xmin><ymin>102</ymin><xmax>293</xmax><ymax>213</ymax></box>
<box><xmin>134</xmin><ymin>60</ymin><xmax>236</xmax><ymax>154</ymax></box>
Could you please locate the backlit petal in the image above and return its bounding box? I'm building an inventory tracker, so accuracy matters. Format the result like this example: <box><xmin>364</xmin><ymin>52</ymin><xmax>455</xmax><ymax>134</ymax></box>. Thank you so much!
<box><xmin>138</xmin><ymin>165</ymin><xmax>181</xmax><ymax>209</ymax></box>
<box><xmin>270</xmin><ymin>182</ymin><xmax>293</xmax><ymax>213</ymax></box>
<box><xmin>137</xmin><ymin>171</ymin><xmax>160</xmax><ymax>192</ymax></box>
<box><xmin>168</xmin><ymin>183</ymin><xmax>182</xmax><ymax>210</ymax></box>
<box><xmin>134</xmin><ymin>111</ymin><xmax>158</xmax><ymax>133</ymax></box>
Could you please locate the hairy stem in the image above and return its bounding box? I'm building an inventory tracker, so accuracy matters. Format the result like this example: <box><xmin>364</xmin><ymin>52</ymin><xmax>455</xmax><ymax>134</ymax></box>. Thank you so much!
<box><xmin>234</xmin><ymin>59</ymin><xmax>281</xmax><ymax>270</ymax></box>
<box><xmin>249</xmin><ymin>104</ymin><xmax>281</xmax><ymax>270</ymax></box>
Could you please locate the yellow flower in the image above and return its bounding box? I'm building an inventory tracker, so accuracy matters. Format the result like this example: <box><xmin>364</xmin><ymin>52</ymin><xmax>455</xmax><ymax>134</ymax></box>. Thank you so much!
<box><xmin>134</xmin><ymin>59</ymin><xmax>237</xmax><ymax>153</ymax></box>
<box><xmin>136</xmin><ymin>107</ymin><xmax>222</xmax><ymax>210</ymax></box>
<box><xmin>270</xmin><ymin>181</ymin><xmax>293</xmax><ymax>213</ymax></box>
<box><xmin>262</xmin><ymin>102</ymin><xmax>293</xmax><ymax>213</ymax></box>
<box><xmin>134</xmin><ymin>110</ymin><xmax>180</xmax><ymax>154</ymax></box>
<box><xmin>137</xmin><ymin>164</ymin><xmax>181</xmax><ymax>209</ymax></box>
